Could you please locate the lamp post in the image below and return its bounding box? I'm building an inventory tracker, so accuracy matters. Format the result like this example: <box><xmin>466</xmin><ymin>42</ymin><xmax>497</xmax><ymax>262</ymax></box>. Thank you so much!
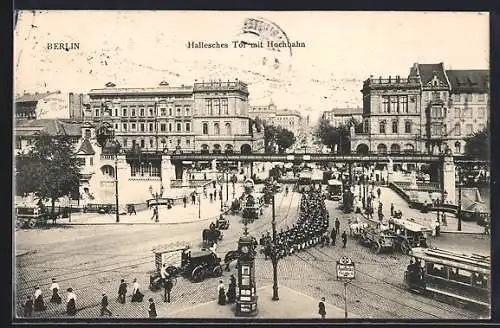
<box><xmin>267</xmin><ymin>179</ymin><xmax>279</xmax><ymax>301</ymax></box>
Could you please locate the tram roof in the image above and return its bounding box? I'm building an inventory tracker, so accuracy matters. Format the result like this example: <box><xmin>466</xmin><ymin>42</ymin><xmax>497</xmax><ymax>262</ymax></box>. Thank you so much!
<box><xmin>327</xmin><ymin>179</ymin><xmax>343</xmax><ymax>185</ymax></box>
<box><xmin>389</xmin><ymin>218</ymin><xmax>432</xmax><ymax>232</ymax></box>
<box><xmin>411</xmin><ymin>247</ymin><xmax>490</xmax><ymax>275</ymax></box>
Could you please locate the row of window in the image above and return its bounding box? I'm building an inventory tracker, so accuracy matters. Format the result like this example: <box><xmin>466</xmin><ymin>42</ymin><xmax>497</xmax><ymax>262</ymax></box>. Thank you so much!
<box><xmin>122</xmin><ymin>137</ymin><xmax>192</xmax><ymax>149</ymax></box>
<box><xmin>201</xmin><ymin>122</ymin><xmax>239</xmax><ymax>135</ymax></box>
<box><xmin>112</xmin><ymin>121</ymin><xmax>192</xmax><ymax>133</ymax></box>
<box><xmin>454</xmin><ymin>106</ymin><xmax>486</xmax><ymax>119</ymax></box>
<box><xmin>426</xmin><ymin>262</ymin><xmax>488</xmax><ymax>289</ymax></box>
<box><xmin>381</xmin><ymin>95</ymin><xmax>409</xmax><ymax>113</ymax></box>
<box><xmin>205</xmin><ymin>98</ymin><xmax>229</xmax><ymax>116</ymax></box>
<box><xmin>131</xmin><ymin>163</ymin><xmax>161</xmax><ymax>177</ymax></box>
<box><xmin>94</xmin><ymin>105</ymin><xmax>191</xmax><ymax>118</ymax></box>
<box><xmin>375</xmin><ymin>120</ymin><xmax>413</xmax><ymax>134</ymax></box>
<box><xmin>450</xmin><ymin>93</ymin><xmax>487</xmax><ymax>103</ymax></box>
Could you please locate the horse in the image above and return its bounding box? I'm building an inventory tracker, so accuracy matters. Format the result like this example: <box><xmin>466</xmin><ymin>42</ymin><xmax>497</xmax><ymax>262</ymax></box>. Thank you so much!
<box><xmin>202</xmin><ymin>228</ymin><xmax>222</xmax><ymax>248</ymax></box>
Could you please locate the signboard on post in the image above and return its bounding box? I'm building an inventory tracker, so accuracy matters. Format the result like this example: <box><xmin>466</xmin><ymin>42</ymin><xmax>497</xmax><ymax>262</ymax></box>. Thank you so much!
<box><xmin>336</xmin><ymin>256</ymin><xmax>355</xmax><ymax>280</ymax></box>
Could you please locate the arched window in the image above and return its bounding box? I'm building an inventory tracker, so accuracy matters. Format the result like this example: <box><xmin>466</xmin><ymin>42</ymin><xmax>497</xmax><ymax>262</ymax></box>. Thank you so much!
<box><xmin>405</xmin><ymin>121</ymin><xmax>411</xmax><ymax>133</ymax></box>
<box><xmin>390</xmin><ymin>144</ymin><xmax>400</xmax><ymax>154</ymax></box>
<box><xmin>455</xmin><ymin>141</ymin><xmax>461</xmax><ymax>154</ymax></box>
<box><xmin>392</xmin><ymin>121</ymin><xmax>398</xmax><ymax>133</ymax></box>
<box><xmin>214</xmin><ymin>123</ymin><xmax>220</xmax><ymax>135</ymax></box>
<box><xmin>225</xmin><ymin>123</ymin><xmax>231</xmax><ymax>135</ymax></box>
<box><xmin>202</xmin><ymin>123</ymin><xmax>208</xmax><ymax>135</ymax></box>
<box><xmin>377</xmin><ymin>144</ymin><xmax>387</xmax><ymax>154</ymax></box>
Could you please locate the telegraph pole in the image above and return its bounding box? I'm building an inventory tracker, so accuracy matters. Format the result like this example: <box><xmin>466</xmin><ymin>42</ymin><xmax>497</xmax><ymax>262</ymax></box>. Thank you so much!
<box><xmin>271</xmin><ymin>190</ymin><xmax>279</xmax><ymax>301</ymax></box>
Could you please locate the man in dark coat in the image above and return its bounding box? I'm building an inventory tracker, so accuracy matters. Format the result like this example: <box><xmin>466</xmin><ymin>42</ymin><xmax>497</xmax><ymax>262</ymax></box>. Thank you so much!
<box><xmin>226</xmin><ymin>275</ymin><xmax>237</xmax><ymax>303</ymax></box>
<box><xmin>23</xmin><ymin>295</ymin><xmax>33</xmax><ymax>317</ymax></box>
<box><xmin>118</xmin><ymin>279</ymin><xmax>127</xmax><ymax>304</ymax></box>
<box><xmin>148</xmin><ymin>298</ymin><xmax>157</xmax><ymax>318</ymax></box>
<box><xmin>341</xmin><ymin>231</ymin><xmax>347</xmax><ymax>248</ymax></box>
<box><xmin>330</xmin><ymin>227</ymin><xmax>337</xmax><ymax>246</ymax></box>
<box><xmin>334</xmin><ymin>218</ymin><xmax>340</xmax><ymax>234</ymax></box>
<box><xmin>100</xmin><ymin>293</ymin><xmax>112</xmax><ymax>316</ymax></box>
<box><xmin>164</xmin><ymin>276</ymin><xmax>173</xmax><ymax>303</ymax></box>
<box><xmin>318</xmin><ymin>297</ymin><xmax>326</xmax><ymax>319</ymax></box>
<box><xmin>183</xmin><ymin>196</ymin><xmax>187</xmax><ymax>208</ymax></box>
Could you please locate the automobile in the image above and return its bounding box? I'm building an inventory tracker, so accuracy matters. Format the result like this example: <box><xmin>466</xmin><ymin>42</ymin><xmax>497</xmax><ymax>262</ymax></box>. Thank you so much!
<box><xmin>149</xmin><ymin>242</ymin><xmax>223</xmax><ymax>289</ymax></box>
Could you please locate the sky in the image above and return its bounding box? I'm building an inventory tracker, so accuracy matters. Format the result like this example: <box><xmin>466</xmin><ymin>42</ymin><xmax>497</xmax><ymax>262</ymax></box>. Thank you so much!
<box><xmin>14</xmin><ymin>11</ymin><xmax>489</xmax><ymax>122</ymax></box>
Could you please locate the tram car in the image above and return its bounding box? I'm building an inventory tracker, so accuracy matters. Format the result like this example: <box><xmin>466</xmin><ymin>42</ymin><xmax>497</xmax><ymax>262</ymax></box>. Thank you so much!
<box><xmin>405</xmin><ymin>247</ymin><xmax>490</xmax><ymax>313</ymax></box>
<box><xmin>387</xmin><ymin>217</ymin><xmax>433</xmax><ymax>254</ymax></box>
<box><xmin>327</xmin><ymin>179</ymin><xmax>343</xmax><ymax>201</ymax></box>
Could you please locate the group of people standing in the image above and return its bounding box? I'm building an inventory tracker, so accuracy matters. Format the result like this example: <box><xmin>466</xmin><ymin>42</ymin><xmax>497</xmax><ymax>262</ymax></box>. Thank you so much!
<box><xmin>24</xmin><ymin>278</ymin><xmax>76</xmax><ymax>317</ymax></box>
<box><xmin>217</xmin><ymin>274</ymin><xmax>237</xmax><ymax>306</ymax></box>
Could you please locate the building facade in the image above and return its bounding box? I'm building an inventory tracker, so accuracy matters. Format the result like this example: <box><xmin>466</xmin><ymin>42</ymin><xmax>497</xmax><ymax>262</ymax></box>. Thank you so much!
<box><xmin>249</xmin><ymin>102</ymin><xmax>304</xmax><ymax>138</ymax></box>
<box><xmin>322</xmin><ymin>108</ymin><xmax>363</xmax><ymax>128</ymax></box>
<box><xmin>350</xmin><ymin>63</ymin><xmax>489</xmax><ymax>156</ymax></box>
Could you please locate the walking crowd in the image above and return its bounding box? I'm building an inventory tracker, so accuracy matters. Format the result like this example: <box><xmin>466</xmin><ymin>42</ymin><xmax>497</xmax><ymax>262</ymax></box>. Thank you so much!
<box><xmin>23</xmin><ymin>278</ymin><xmax>77</xmax><ymax>317</ymax></box>
<box><xmin>260</xmin><ymin>188</ymin><xmax>346</xmax><ymax>260</ymax></box>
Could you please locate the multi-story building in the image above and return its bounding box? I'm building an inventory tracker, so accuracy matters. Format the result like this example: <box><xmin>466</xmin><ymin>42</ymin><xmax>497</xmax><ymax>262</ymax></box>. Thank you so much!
<box><xmin>350</xmin><ymin>63</ymin><xmax>489</xmax><ymax>156</ymax></box>
<box><xmin>445</xmin><ymin>70</ymin><xmax>489</xmax><ymax>154</ymax></box>
<box><xmin>15</xmin><ymin>91</ymin><xmax>63</xmax><ymax>120</ymax></box>
<box><xmin>322</xmin><ymin>108</ymin><xmax>363</xmax><ymax>128</ymax></box>
<box><xmin>351</xmin><ymin>74</ymin><xmax>422</xmax><ymax>155</ymax></box>
<box><xmin>249</xmin><ymin>102</ymin><xmax>304</xmax><ymax>138</ymax></box>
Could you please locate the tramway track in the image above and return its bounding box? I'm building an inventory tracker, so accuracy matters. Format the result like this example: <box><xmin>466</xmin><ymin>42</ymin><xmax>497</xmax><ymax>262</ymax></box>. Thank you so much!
<box><xmin>301</xmin><ymin>246</ymin><xmax>476</xmax><ymax>318</ymax></box>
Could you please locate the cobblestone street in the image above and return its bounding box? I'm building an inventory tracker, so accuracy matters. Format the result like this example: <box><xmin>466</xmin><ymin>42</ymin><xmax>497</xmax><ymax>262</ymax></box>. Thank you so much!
<box><xmin>15</xmin><ymin>184</ymin><xmax>489</xmax><ymax>319</ymax></box>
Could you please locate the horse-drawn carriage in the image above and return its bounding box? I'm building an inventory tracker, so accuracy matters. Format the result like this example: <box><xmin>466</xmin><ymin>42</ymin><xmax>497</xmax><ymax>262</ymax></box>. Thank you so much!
<box><xmin>202</xmin><ymin>224</ymin><xmax>223</xmax><ymax>248</ymax></box>
<box><xmin>148</xmin><ymin>241</ymin><xmax>223</xmax><ymax>288</ymax></box>
<box><xmin>215</xmin><ymin>215</ymin><xmax>230</xmax><ymax>230</ymax></box>
<box><xmin>359</xmin><ymin>225</ymin><xmax>397</xmax><ymax>254</ymax></box>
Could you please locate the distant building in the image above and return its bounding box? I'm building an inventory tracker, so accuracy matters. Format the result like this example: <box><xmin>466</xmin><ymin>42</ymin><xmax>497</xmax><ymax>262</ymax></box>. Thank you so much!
<box><xmin>350</xmin><ymin>62</ymin><xmax>489</xmax><ymax>156</ymax></box>
<box><xmin>14</xmin><ymin>119</ymin><xmax>82</xmax><ymax>155</ymax></box>
<box><xmin>322</xmin><ymin>108</ymin><xmax>363</xmax><ymax>128</ymax></box>
<box><xmin>69</xmin><ymin>92</ymin><xmax>90</xmax><ymax>120</ymax></box>
<box><xmin>15</xmin><ymin>91</ymin><xmax>63</xmax><ymax>120</ymax></box>
<box><xmin>249</xmin><ymin>101</ymin><xmax>304</xmax><ymax>137</ymax></box>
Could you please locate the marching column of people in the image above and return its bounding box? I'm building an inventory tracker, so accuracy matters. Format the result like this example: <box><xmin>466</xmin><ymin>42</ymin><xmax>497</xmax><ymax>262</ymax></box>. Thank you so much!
<box><xmin>260</xmin><ymin>188</ymin><xmax>333</xmax><ymax>260</ymax></box>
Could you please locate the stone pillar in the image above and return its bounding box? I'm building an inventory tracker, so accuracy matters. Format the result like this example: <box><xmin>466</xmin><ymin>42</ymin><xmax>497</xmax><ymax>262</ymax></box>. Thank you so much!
<box><xmin>161</xmin><ymin>155</ymin><xmax>175</xmax><ymax>190</ymax></box>
<box><xmin>115</xmin><ymin>154</ymin><xmax>130</xmax><ymax>203</ymax></box>
<box><xmin>386</xmin><ymin>158</ymin><xmax>394</xmax><ymax>184</ymax></box>
<box><xmin>442</xmin><ymin>156</ymin><xmax>456</xmax><ymax>205</ymax></box>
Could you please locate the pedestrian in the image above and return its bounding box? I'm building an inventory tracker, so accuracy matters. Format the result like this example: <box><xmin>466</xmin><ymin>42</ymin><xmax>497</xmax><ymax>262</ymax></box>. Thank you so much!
<box><xmin>213</xmin><ymin>180</ymin><xmax>217</xmax><ymax>189</ymax></box>
<box><xmin>164</xmin><ymin>276</ymin><xmax>173</xmax><ymax>303</ymax></box>
<box><xmin>100</xmin><ymin>292</ymin><xmax>112</xmax><ymax>316</ymax></box>
<box><xmin>23</xmin><ymin>295</ymin><xmax>33</xmax><ymax>317</ymax></box>
<box><xmin>50</xmin><ymin>278</ymin><xmax>62</xmax><ymax>304</ymax></box>
<box><xmin>191</xmin><ymin>193</ymin><xmax>196</xmax><ymax>205</ymax></box>
<box><xmin>131</xmin><ymin>278</ymin><xmax>144</xmax><ymax>302</ymax></box>
<box><xmin>390</xmin><ymin>203</ymin><xmax>394</xmax><ymax>217</ymax></box>
<box><xmin>226</xmin><ymin>275</ymin><xmax>237</xmax><ymax>303</ymax></box>
<box><xmin>209</xmin><ymin>192</ymin><xmax>213</xmax><ymax>202</ymax></box>
<box><xmin>435</xmin><ymin>220</ymin><xmax>440</xmax><ymax>237</ymax></box>
<box><xmin>148</xmin><ymin>298</ymin><xmax>157</xmax><ymax>318</ymax></box>
<box><xmin>442</xmin><ymin>213</ymin><xmax>447</xmax><ymax>226</ymax></box>
<box><xmin>183</xmin><ymin>196</ymin><xmax>187</xmax><ymax>208</ymax></box>
<box><xmin>318</xmin><ymin>297</ymin><xmax>326</xmax><ymax>319</ymax></box>
<box><xmin>150</xmin><ymin>205</ymin><xmax>157</xmax><ymax>221</ymax></box>
<box><xmin>330</xmin><ymin>227</ymin><xmax>337</xmax><ymax>246</ymax></box>
<box><xmin>484</xmin><ymin>218</ymin><xmax>490</xmax><ymax>235</ymax></box>
<box><xmin>118</xmin><ymin>279</ymin><xmax>127</xmax><ymax>304</ymax></box>
<box><xmin>33</xmin><ymin>286</ymin><xmax>46</xmax><ymax>311</ymax></box>
<box><xmin>219</xmin><ymin>190</ymin><xmax>223</xmax><ymax>202</ymax></box>
<box><xmin>341</xmin><ymin>231</ymin><xmax>347</xmax><ymax>248</ymax></box>
<box><xmin>66</xmin><ymin>288</ymin><xmax>77</xmax><ymax>316</ymax></box>
<box><xmin>335</xmin><ymin>218</ymin><xmax>340</xmax><ymax>233</ymax></box>
<box><xmin>217</xmin><ymin>280</ymin><xmax>226</xmax><ymax>305</ymax></box>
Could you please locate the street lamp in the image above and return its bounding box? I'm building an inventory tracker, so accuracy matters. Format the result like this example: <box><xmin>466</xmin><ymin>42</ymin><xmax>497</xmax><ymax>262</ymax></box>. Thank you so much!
<box><xmin>266</xmin><ymin>179</ymin><xmax>279</xmax><ymax>301</ymax></box>
<box><xmin>456</xmin><ymin>169</ymin><xmax>467</xmax><ymax>232</ymax></box>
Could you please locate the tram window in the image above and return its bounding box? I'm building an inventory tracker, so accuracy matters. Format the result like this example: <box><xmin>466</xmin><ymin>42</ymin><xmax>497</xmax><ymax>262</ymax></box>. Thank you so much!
<box><xmin>426</xmin><ymin>263</ymin><xmax>448</xmax><ymax>279</ymax></box>
<box><xmin>449</xmin><ymin>267</ymin><xmax>472</xmax><ymax>285</ymax></box>
<box><xmin>471</xmin><ymin>273</ymin><xmax>488</xmax><ymax>289</ymax></box>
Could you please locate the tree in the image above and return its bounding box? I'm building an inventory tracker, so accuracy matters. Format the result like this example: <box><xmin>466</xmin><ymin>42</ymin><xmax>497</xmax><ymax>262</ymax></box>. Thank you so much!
<box><xmin>315</xmin><ymin>118</ymin><xmax>351</xmax><ymax>154</ymax></box>
<box><xmin>464</xmin><ymin>126</ymin><xmax>490</xmax><ymax>160</ymax></box>
<box><xmin>263</xmin><ymin>124</ymin><xmax>295</xmax><ymax>153</ymax></box>
<box><xmin>16</xmin><ymin>133</ymin><xmax>82</xmax><ymax>213</ymax></box>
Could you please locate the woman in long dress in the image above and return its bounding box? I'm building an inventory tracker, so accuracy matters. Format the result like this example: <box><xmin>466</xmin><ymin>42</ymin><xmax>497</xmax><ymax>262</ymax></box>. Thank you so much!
<box><xmin>131</xmin><ymin>278</ymin><xmax>144</xmax><ymax>302</ymax></box>
<box><xmin>33</xmin><ymin>286</ymin><xmax>46</xmax><ymax>311</ymax></box>
<box><xmin>50</xmin><ymin>278</ymin><xmax>62</xmax><ymax>304</ymax></box>
<box><xmin>217</xmin><ymin>280</ymin><xmax>226</xmax><ymax>305</ymax></box>
<box><xmin>66</xmin><ymin>288</ymin><xmax>77</xmax><ymax>316</ymax></box>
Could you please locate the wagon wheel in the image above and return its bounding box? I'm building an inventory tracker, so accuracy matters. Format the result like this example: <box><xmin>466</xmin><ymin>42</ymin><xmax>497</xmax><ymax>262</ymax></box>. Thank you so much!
<box><xmin>212</xmin><ymin>265</ymin><xmax>223</xmax><ymax>277</ymax></box>
<box><xmin>166</xmin><ymin>266</ymin><xmax>178</xmax><ymax>276</ymax></box>
<box><xmin>28</xmin><ymin>219</ymin><xmax>37</xmax><ymax>229</ymax></box>
<box><xmin>371</xmin><ymin>241</ymin><xmax>382</xmax><ymax>254</ymax></box>
<box><xmin>400</xmin><ymin>240</ymin><xmax>411</xmax><ymax>254</ymax></box>
<box><xmin>191</xmin><ymin>265</ymin><xmax>206</xmax><ymax>283</ymax></box>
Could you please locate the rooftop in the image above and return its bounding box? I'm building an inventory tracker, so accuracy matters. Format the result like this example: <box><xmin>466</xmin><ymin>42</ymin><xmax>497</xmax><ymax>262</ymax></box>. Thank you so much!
<box><xmin>409</xmin><ymin>62</ymin><xmax>448</xmax><ymax>86</ymax></box>
<box><xmin>446</xmin><ymin>69</ymin><xmax>489</xmax><ymax>94</ymax></box>
<box><xmin>325</xmin><ymin>108</ymin><xmax>363</xmax><ymax>116</ymax></box>
<box><xmin>15</xmin><ymin>119</ymin><xmax>81</xmax><ymax>137</ymax></box>
<box><xmin>16</xmin><ymin>91</ymin><xmax>62</xmax><ymax>103</ymax></box>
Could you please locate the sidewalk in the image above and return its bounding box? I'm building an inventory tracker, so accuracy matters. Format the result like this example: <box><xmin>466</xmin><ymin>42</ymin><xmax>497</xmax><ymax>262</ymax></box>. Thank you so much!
<box><xmin>356</xmin><ymin>185</ymin><xmax>484</xmax><ymax>234</ymax></box>
<box><xmin>167</xmin><ymin>284</ymin><xmax>358</xmax><ymax>319</ymax></box>
<box><xmin>57</xmin><ymin>184</ymin><xmax>245</xmax><ymax>226</ymax></box>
